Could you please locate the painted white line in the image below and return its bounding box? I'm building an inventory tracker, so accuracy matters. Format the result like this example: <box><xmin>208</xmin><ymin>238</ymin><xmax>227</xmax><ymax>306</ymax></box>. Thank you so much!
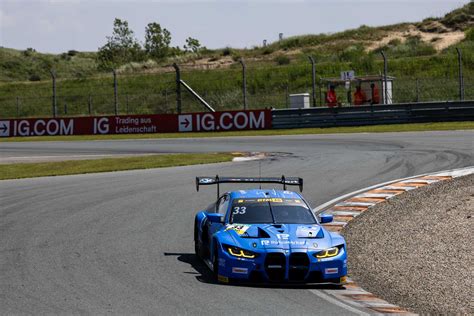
<box><xmin>337</xmin><ymin>202</ymin><xmax>375</xmax><ymax>207</ymax></box>
<box><xmin>310</xmin><ymin>289</ymin><xmax>370</xmax><ymax>316</ymax></box>
<box><xmin>356</xmin><ymin>193</ymin><xmax>393</xmax><ymax>198</ymax></box>
<box><xmin>381</xmin><ymin>185</ymin><xmax>416</xmax><ymax>191</ymax></box>
<box><xmin>232</xmin><ymin>156</ymin><xmax>262</xmax><ymax>162</ymax></box>
<box><xmin>311</xmin><ymin>166</ymin><xmax>474</xmax><ymax>315</ymax></box>
<box><xmin>330</xmin><ymin>211</ymin><xmax>361</xmax><ymax>216</ymax></box>
<box><xmin>323</xmin><ymin>221</ymin><xmax>348</xmax><ymax>226</ymax></box>
<box><xmin>232</xmin><ymin>152</ymin><xmax>265</xmax><ymax>162</ymax></box>
<box><xmin>400</xmin><ymin>179</ymin><xmax>439</xmax><ymax>184</ymax></box>
<box><xmin>434</xmin><ymin>167</ymin><xmax>474</xmax><ymax>177</ymax></box>
<box><xmin>313</xmin><ymin>166</ymin><xmax>474</xmax><ymax>214</ymax></box>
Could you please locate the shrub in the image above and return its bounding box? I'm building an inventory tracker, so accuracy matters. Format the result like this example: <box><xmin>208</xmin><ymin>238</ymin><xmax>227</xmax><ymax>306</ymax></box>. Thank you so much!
<box><xmin>222</xmin><ymin>47</ymin><xmax>232</xmax><ymax>56</ymax></box>
<box><xmin>22</xmin><ymin>48</ymin><xmax>36</xmax><ymax>57</ymax></box>
<box><xmin>274</xmin><ymin>55</ymin><xmax>290</xmax><ymax>65</ymax></box>
<box><xmin>231</xmin><ymin>55</ymin><xmax>241</xmax><ymax>62</ymax></box>
<box><xmin>29</xmin><ymin>74</ymin><xmax>41</xmax><ymax>81</ymax></box>
<box><xmin>262</xmin><ymin>47</ymin><xmax>274</xmax><ymax>55</ymax></box>
<box><xmin>465</xmin><ymin>28</ymin><xmax>474</xmax><ymax>41</ymax></box>
<box><xmin>388</xmin><ymin>38</ymin><xmax>402</xmax><ymax>46</ymax></box>
<box><xmin>67</xmin><ymin>50</ymin><xmax>79</xmax><ymax>56</ymax></box>
<box><xmin>60</xmin><ymin>53</ymin><xmax>71</xmax><ymax>61</ymax></box>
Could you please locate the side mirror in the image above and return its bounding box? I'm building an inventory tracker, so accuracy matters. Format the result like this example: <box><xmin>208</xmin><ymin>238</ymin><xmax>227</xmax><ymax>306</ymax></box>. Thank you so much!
<box><xmin>319</xmin><ymin>214</ymin><xmax>333</xmax><ymax>224</ymax></box>
<box><xmin>207</xmin><ymin>213</ymin><xmax>224</xmax><ymax>224</ymax></box>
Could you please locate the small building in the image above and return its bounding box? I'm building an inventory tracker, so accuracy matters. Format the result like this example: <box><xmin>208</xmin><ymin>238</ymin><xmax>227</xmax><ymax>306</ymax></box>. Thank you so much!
<box><xmin>321</xmin><ymin>75</ymin><xmax>395</xmax><ymax>106</ymax></box>
<box><xmin>289</xmin><ymin>93</ymin><xmax>311</xmax><ymax>109</ymax></box>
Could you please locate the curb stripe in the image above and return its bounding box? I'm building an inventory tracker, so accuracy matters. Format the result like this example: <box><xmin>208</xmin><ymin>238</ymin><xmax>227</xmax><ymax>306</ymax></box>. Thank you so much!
<box><xmin>312</xmin><ymin>166</ymin><xmax>474</xmax><ymax>315</ymax></box>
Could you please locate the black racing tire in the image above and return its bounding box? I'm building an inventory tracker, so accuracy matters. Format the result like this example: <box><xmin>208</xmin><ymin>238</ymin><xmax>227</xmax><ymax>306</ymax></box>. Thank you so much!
<box><xmin>213</xmin><ymin>244</ymin><xmax>219</xmax><ymax>280</ymax></box>
<box><xmin>194</xmin><ymin>221</ymin><xmax>201</xmax><ymax>257</ymax></box>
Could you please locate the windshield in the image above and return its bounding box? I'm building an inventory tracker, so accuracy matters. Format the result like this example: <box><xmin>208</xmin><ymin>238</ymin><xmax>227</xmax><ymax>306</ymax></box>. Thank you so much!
<box><xmin>230</xmin><ymin>198</ymin><xmax>316</xmax><ymax>224</ymax></box>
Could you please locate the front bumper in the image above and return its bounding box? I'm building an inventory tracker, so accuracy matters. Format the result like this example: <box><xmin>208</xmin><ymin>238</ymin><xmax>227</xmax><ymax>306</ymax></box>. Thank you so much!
<box><xmin>216</xmin><ymin>248</ymin><xmax>347</xmax><ymax>284</ymax></box>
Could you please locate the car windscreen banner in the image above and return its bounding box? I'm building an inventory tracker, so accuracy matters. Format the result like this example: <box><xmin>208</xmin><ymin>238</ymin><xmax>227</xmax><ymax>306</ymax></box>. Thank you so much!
<box><xmin>0</xmin><ymin>109</ymin><xmax>271</xmax><ymax>137</ymax></box>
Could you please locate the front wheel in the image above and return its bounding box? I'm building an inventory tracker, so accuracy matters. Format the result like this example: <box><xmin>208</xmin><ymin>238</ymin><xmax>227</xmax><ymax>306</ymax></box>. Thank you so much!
<box><xmin>213</xmin><ymin>246</ymin><xmax>219</xmax><ymax>278</ymax></box>
<box><xmin>194</xmin><ymin>220</ymin><xmax>201</xmax><ymax>257</ymax></box>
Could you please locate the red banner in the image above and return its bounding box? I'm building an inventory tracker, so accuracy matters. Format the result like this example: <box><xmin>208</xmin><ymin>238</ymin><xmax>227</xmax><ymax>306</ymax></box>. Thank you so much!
<box><xmin>0</xmin><ymin>110</ymin><xmax>271</xmax><ymax>137</ymax></box>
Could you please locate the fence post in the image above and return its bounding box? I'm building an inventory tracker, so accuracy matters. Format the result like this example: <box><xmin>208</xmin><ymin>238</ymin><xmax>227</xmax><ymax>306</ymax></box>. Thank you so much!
<box><xmin>64</xmin><ymin>102</ymin><xmax>67</xmax><ymax>115</ymax></box>
<box><xmin>112</xmin><ymin>69</ymin><xmax>118</xmax><ymax>115</ymax></box>
<box><xmin>456</xmin><ymin>48</ymin><xmax>464</xmax><ymax>101</ymax></box>
<box><xmin>88</xmin><ymin>94</ymin><xmax>92</xmax><ymax>115</ymax></box>
<box><xmin>318</xmin><ymin>77</ymin><xmax>323</xmax><ymax>107</ymax></box>
<box><xmin>16</xmin><ymin>96</ymin><xmax>20</xmax><ymax>117</ymax></box>
<box><xmin>416</xmin><ymin>78</ymin><xmax>420</xmax><ymax>102</ymax></box>
<box><xmin>239</xmin><ymin>58</ymin><xmax>248</xmax><ymax>110</ymax></box>
<box><xmin>380</xmin><ymin>51</ymin><xmax>388</xmax><ymax>104</ymax></box>
<box><xmin>49</xmin><ymin>69</ymin><xmax>57</xmax><ymax>117</ymax></box>
<box><xmin>308</xmin><ymin>56</ymin><xmax>316</xmax><ymax>107</ymax></box>
<box><xmin>285</xmin><ymin>84</ymin><xmax>289</xmax><ymax>108</ymax></box>
<box><xmin>126</xmin><ymin>93</ymin><xmax>129</xmax><ymax>114</ymax></box>
<box><xmin>172</xmin><ymin>63</ymin><xmax>182</xmax><ymax>114</ymax></box>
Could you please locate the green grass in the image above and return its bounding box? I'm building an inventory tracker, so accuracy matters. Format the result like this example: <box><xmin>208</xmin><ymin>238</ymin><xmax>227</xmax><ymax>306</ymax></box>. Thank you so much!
<box><xmin>2</xmin><ymin>121</ymin><xmax>473</xmax><ymax>143</ymax></box>
<box><xmin>0</xmin><ymin>153</ymin><xmax>236</xmax><ymax>180</ymax></box>
<box><xmin>0</xmin><ymin>3</ymin><xmax>472</xmax><ymax>117</ymax></box>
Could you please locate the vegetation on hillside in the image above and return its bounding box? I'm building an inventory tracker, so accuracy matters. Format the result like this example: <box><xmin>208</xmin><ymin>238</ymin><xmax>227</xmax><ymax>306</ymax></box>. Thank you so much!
<box><xmin>0</xmin><ymin>3</ymin><xmax>472</xmax><ymax>117</ymax></box>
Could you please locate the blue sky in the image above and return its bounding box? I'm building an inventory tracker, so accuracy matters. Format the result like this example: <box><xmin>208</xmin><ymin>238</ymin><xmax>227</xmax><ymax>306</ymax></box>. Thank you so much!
<box><xmin>0</xmin><ymin>0</ymin><xmax>468</xmax><ymax>53</ymax></box>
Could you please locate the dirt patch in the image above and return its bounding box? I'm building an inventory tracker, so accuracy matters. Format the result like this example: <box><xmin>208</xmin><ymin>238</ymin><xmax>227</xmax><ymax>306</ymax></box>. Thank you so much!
<box><xmin>365</xmin><ymin>24</ymin><xmax>465</xmax><ymax>52</ymax></box>
<box><xmin>342</xmin><ymin>174</ymin><xmax>473</xmax><ymax>314</ymax></box>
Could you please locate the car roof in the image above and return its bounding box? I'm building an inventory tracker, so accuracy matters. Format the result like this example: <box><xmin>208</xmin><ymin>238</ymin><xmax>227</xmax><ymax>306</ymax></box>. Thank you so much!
<box><xmin>228</xmin><ymin>189</ymin><xmax>302</xmax><ymax>200</ymax></box>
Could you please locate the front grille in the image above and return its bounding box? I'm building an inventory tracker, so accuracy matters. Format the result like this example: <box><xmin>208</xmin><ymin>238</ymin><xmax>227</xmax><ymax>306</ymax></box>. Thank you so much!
<box><xmin>289</xmin><ymin>252</ymin><xmax>310</xmax><ymax>281</ymax></box>
<box><xmin>264</xmin><ymin>253</ymin><xmax>286</xmax><ymax>281</ymax></box>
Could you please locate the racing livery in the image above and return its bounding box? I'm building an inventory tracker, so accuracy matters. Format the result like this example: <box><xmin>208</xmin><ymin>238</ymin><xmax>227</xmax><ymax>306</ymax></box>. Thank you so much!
<box><xmin>194</xmin><ymin>176</ymin><xmax>347</xmax><ymax>285</ymax></box>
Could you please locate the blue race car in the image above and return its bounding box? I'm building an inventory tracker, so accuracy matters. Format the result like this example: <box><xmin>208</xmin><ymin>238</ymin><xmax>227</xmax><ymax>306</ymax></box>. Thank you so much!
<box><xmin>194</xmin><ymin>176</ymin><xmax>347</xmax><ymax>285</ymax></box>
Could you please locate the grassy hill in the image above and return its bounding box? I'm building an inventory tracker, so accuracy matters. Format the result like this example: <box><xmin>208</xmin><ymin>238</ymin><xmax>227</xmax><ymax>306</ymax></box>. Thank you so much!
<box><xmin>0</xmin><ymin>2</ymin><xmax>473</xmax><ymax>117</ymax></box>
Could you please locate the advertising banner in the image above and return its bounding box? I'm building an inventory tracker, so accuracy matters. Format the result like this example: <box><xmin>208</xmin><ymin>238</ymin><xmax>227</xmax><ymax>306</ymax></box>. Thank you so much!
<box><xmin>0</xmin><ymin>109</ymin><xmax>271</xmax><ymax>137</ymax></box>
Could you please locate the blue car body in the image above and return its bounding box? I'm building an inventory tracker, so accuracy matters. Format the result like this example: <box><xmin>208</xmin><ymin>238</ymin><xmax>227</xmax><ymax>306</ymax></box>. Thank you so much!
<box><xmin>194</xmin><ymin>178</ymin><xmax>347</xmax><ymax>285</ymax></box>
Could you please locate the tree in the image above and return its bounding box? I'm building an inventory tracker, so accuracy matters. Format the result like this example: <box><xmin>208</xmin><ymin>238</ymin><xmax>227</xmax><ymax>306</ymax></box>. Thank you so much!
<box><xmin>144</xmin><ymin>22</ymin><xmax>172</xmax><ymax>59</ymax></box>
<box><xmin>184</xmin><ymin>37</ymin><xmax>201</xmax><ymax>53</ymax></box>
<box><xmin>97</xmin><ymin>18</ymin><xmax>144</xmax><ymax>70</ymax></box>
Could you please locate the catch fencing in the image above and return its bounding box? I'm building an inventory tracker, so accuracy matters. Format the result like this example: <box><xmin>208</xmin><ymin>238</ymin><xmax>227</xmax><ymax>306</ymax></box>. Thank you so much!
<box><xmin>0</xmin><ymin>49</ymin><xmax>472</xmax><ymax>119</ymax></box>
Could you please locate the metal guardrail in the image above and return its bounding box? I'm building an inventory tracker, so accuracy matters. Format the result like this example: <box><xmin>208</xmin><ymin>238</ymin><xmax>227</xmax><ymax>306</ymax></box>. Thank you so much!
<box><xmin>272</xmin><ymin>101</ymin><xmax>474</xmax><ymax>129</ymax></box>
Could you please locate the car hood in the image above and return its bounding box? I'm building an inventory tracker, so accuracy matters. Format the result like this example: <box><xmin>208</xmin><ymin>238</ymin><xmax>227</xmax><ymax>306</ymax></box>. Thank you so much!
<box><xmin>221</xmin><ymin>223</ymin><xmax>338</xmax><ymax>252</ymax></box>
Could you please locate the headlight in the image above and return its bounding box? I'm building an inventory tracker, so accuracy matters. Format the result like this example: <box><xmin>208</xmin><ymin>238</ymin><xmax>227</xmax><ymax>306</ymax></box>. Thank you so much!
<box><xmin>225</xmin><ymin>245</ymin><xmax>259</xmax><ymax>258</ymax></box>
<box><xmin>314</xmin><ymin>246</ymin><xmax>340</xmax><ymax>259</ymax></box>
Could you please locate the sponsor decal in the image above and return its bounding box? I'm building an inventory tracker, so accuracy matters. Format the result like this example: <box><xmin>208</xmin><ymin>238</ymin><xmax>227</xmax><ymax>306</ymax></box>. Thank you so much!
<box><xmin>261</xmin><ymin>240</ymin><xmax>306</xmax><ymax>246</ymax></box>
<box><xmin>296</xmin><ymin>226</ymin><xmax>321</xmax><ymax>238</ymax></box>
<box><xmin>178</xmin><ymin>114</ymin><xmax>192</xmax><ymax>132</ymax></box>
<box><xmin>225</xmin><ymin>224</ymin><xmax>250</xmax><ymax>235</ymax></box>
<box><xmin>277</xmin><ymin>233</ymin><xmax>290</xmax><ymax>240</ymax></box>
<box><xmin>257</xmin><ymin>198</ymin><xmax>283</xmax><ymax>203</ymax></box>
<box><xmin>217</xmin><ymin>275</ymin><xmax>229</xmax><ymax>283</ymax></box>
<box><xmin>1</xmin><ymin>110</ymin><xmax>270</xmax><ymax>137</ymax></box>
<box><xmin>0</xmin><ymin>121</ymin><xmax>10</xmax><ymax>137</ymax></box>
<box><xmin>325</xmin><ymin>268</ymin><xmax>339</xmax><ymax>274</ymax></box>
<box><xmin>232</xmin><ymin>267</ymin><xmax>248</xmax><ymax>274</ymax></box>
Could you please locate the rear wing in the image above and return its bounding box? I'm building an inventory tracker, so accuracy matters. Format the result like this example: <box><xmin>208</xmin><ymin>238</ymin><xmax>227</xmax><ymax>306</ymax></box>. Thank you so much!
<box><xmin>196</xmin><ymin>175</ymin><xmax>303</xmax><ymax>198</ymax></box>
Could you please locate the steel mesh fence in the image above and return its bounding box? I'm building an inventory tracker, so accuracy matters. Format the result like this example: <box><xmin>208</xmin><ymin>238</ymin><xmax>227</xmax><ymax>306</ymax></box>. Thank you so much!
<box><xmin>0</xmin><ymin>65</ymin><xmax>472</xmax><ymax>118</ymax></box>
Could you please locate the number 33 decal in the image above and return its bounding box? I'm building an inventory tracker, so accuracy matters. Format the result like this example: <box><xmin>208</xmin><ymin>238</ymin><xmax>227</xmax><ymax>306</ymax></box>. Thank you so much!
<box><xmin>233</xmin><ymin>206</ymin><xmax>246</xmax><ymax>215</ymax></box>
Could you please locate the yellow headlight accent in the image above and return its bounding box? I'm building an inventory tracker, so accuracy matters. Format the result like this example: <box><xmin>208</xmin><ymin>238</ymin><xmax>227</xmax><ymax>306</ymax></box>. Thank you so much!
<box><xmin>315</xmin><ymin>247</ymin><xmax>339</xmax><ymax>258</ymax></box>
<box><xmin>227</xmin><ymin>247</ymin><xmax>256</xmax><ymax>258</ymax></box>
<box><xmin>241</xmin><ymin>251</ymin><xmax>256</xmax><ymax>259</ymax></box>
<box><xmin>228</xmin><ymin>247</ymin><xmax>242</xmax><ymax>256</ymax></box>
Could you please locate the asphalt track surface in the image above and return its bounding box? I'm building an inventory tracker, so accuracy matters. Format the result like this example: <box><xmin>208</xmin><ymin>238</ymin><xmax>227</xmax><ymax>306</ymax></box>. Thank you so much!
<box><xmin>1</xmin><ymin>131</ymin><xmax>473</xmax><ymax>315</ymax></box>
